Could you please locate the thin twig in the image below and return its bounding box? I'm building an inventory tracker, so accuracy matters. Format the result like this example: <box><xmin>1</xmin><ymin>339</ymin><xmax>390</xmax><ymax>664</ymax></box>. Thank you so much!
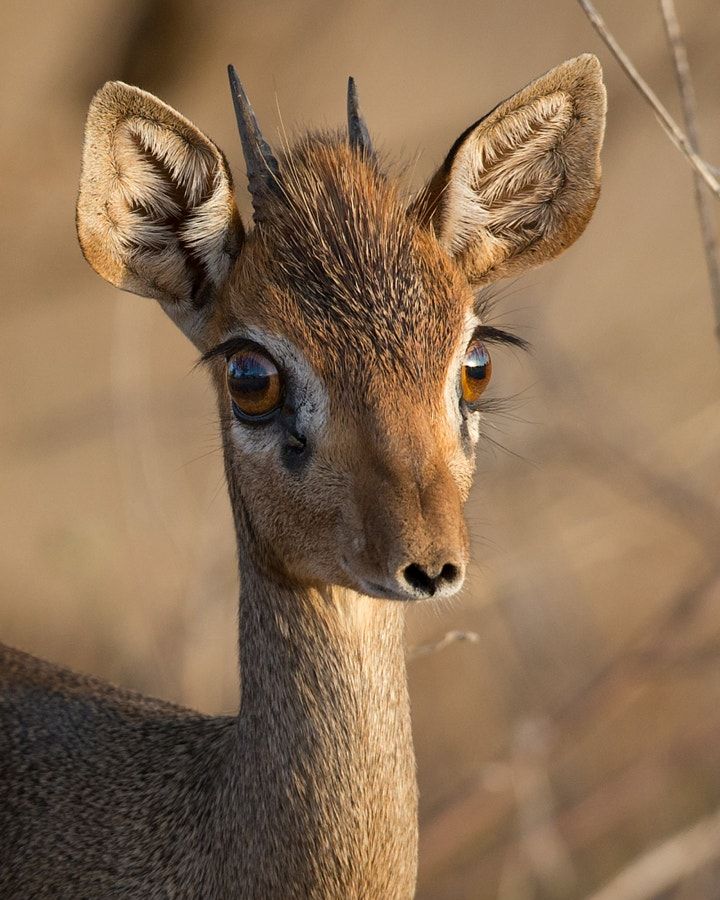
<box><xmin>659</xmin><ymin>0</ymin><xmax>720</xmax><ymax>340</ymax></box>
<box><xmin>407</xmin><ymin>630</ymin><xmax>480</xmax><ymax>660</ymax></box>
<box><xmin>577</xmin><ymin>0</ymin><xmax>720</xmax><ymax>198</ymax></box>
<box><xmin>586</xmin><ymin>806</ymin><xmax>720</xmax><ymax>900</ymax></box>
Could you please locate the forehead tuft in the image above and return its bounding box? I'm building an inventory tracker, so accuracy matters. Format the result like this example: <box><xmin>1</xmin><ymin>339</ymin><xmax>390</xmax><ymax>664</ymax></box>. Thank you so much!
<box><xmin>247</xmin><ymin>134</ymin><xmax>468</xmax><ymax>382</ymax></box>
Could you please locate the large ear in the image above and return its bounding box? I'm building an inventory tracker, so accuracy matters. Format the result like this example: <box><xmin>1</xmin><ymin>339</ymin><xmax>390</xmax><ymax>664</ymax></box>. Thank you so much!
<box><xmin>77</xmin><ymin>81</ymin><xmax>244</xmax><ymax>345</ymax></box>
<box><xmin>411</xmin><ymin>55</ymin><xmax>606</xmax><ymax>285</ymax></box>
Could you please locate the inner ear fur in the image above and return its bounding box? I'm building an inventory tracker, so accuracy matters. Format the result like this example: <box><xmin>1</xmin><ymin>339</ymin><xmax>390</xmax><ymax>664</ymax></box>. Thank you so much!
<box><xmin>411</xmin><ymin>54</ymin><xmax>606</xmax><ymax>285</ymax></box>
<box><xmin>77</xmin><ymin>81</ymin><xmax>244</xmax><ymax>343</ymax></box>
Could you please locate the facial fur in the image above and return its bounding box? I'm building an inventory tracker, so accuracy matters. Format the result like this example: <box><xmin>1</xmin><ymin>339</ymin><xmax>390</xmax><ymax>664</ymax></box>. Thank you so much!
<box><xmin>206</xmin><ymin>138</ymin><xmax>477</xmax><ymax>597</ymax></box>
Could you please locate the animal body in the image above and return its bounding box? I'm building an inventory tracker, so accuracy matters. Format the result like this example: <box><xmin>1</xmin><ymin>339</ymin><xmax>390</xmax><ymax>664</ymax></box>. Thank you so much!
<box><xmin>0</xmin><ymin>56</ymin><xmax>605</xmax><ymax>898</ymax></box>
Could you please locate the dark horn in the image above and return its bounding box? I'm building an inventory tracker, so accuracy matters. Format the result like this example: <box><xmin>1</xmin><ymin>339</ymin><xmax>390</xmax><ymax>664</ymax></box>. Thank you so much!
<box><xmin>347</xmin><ymin>77</ymin><xmax>373</xmax><ymax>156</ymax></box>
<box><xmin>227</xmin><ymin>65</ymin><xmax>280</xmax><ymax>224</ymax></box>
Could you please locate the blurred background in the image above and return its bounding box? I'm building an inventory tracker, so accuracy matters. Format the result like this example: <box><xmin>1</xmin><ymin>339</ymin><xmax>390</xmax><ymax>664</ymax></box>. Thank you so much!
<box><xmin>2</xmin><ymin>1</ymin><xmax>720</xmax><ymax>896</ymax></box>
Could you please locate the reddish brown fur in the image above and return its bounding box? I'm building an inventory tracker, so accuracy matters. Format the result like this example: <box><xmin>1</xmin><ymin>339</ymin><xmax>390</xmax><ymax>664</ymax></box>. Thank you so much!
<box><xmin>213</xmin><ymin>138</ymin><xmax>474</xmax><ymax>591</ymax></box>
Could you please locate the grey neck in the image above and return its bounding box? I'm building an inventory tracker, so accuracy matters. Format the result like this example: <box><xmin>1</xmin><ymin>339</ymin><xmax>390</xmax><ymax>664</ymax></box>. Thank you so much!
<box><xmin>221</xmin><ymin>555</ymin><xmax>418</xmax><ymax>898</ymax></box>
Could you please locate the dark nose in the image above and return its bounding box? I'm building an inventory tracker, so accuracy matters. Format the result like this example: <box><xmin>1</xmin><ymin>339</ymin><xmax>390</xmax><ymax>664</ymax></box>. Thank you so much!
<box><xmin>401</xmin><ymin>561</ymin><xmax>463</xmax><ymax>598</ymax></box>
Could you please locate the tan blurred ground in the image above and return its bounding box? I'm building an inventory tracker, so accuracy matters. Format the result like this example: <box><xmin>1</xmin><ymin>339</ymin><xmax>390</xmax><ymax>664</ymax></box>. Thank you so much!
<box><xmin>2</xmin><ymin>1</ymin><xmax>720</xmax><ymax>896</ymax></box>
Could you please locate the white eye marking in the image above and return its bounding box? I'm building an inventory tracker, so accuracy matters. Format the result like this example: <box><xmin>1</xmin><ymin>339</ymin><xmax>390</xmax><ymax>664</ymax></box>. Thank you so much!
<box><xmin>229</xmin><ymin>420</ymin><xmax>278</xmax><ymax>454</ymax></box>
<box><xmin>223</xmin><ymin>327</ymin><xmax>329</xmax><ymax>455</ymax></box>
<box><xmin>445</xmin><ymin>309</ymin><xmax>482</xmax><ymax>443</ymax></box>
<box><xmin>464</xmin><ymin>408</ymin><xmax>482</xmax><ymax>444</ymax></box>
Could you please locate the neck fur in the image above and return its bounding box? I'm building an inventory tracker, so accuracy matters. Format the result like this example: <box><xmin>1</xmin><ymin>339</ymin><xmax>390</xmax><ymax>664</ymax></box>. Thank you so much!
<box><xmin>220</xmin><ymin>557</ymin><xmax>418</xmax><ymax>897</ymax></box>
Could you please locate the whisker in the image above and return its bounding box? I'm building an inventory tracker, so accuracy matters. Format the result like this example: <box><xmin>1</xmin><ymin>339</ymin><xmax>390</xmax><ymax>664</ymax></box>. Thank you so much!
<box><xmin>478</xmin><ymin>429</ymin><xmax>538</xmax><ymax>466</ymax></box>
<box><xmin>180</xmin><ymin>446</ymin><xmax>224</xmax><ymax>469</ymax></box>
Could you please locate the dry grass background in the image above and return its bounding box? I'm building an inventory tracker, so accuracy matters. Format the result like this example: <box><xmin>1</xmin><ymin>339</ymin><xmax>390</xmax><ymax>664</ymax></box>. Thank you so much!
<box><xmin>2</xmin><ymin>1</ymin><xmax>720</xmax><ymax>896</ymax></box>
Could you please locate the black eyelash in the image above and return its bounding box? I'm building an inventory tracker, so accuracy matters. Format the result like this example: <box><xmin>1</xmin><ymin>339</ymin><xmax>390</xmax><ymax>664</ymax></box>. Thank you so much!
<box><xmin>472</xmin><ymin>283</ymin><xmax>532</xmax><ymax>352</ymax></box>
<box><xmin>472</xmin><ymin>324</ymin><xmax>530</xmax><ymax>351</ymax></box>
<box><xmin>199</xmin><ymin>336</ymin><xmax>263</xmax><ymax>365</ymax></box>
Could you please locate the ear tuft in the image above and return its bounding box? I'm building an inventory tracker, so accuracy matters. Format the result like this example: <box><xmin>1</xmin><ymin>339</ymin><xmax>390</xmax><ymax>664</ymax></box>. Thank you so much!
<box><xmin>77</xmin><ymin>81</ymin><xmax>243</xmax><ymax>343</ymax></box>
<box><xmin>413</xmin><ymin>55</ymin><xmax>606</xmax><ymax>284</ymax></box>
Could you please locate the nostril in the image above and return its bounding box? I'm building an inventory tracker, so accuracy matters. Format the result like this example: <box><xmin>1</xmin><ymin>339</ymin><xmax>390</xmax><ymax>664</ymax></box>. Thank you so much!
<box><xmin>438</xmin><ymin>563</ymin><xmax>459</xmax><ymax>585</ymax></box>
<box><xmin>402</xmin><ymin>561</ymin><xmax>462</xmax><ymax>597</ymax></box>
<box><xmin>403</xmin><ymin>563</ymin><xmax>436</xmax><ymax>596</ymax></box>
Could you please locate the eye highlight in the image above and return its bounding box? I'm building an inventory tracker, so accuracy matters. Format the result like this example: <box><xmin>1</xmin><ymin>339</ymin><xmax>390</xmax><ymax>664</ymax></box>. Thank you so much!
<box><xmin>461</xmin><ymin>340</ymin><xmax>492</xmax><ymax>406</ymax></box>
<box><xmin>227</xmin><ymin>347</ymin><xmax>283</xmax><ymax>420</ymax></box>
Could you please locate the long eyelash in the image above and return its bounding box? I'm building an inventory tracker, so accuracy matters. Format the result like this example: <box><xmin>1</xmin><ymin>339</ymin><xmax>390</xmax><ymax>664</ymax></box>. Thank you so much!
<box><xmin>474</xmin><ymin>324</ymin><xmax>530</xmax><ymax>351</ymax></box>
<box><xmin>199</xmin><ymin>337</ymin><xmax>256</xmax><ymax>366</ymax></box>
<box><xmin>473</xmin><ymin>283</ymin><xmax>532</xmax><ymax>352</ymax></box>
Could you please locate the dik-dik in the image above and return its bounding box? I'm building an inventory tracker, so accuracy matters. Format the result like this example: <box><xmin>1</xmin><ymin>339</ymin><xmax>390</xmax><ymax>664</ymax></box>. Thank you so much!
<box><xmin>0</xmin><ymin>56</ymin><xmax>605</xmax><ymax>897</ymax></box>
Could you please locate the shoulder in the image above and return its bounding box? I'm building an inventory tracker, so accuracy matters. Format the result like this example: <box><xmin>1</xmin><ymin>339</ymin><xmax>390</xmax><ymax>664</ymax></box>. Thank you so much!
<box><xmin>0</xmin><ymin>643</ymin><xmax>234</xmax><ymax>759</ymax></box>
<box><xmin>0</xmin><ymin>642</ymin><xmax>189</xmax><ymax>718</ymax></box>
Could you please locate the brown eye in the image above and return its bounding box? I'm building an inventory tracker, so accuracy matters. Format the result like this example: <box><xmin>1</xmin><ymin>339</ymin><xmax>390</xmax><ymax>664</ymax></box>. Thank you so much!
<box><xmin>461</xmin><ymin>340</ymin><xmax>492</xmax><ymax>405</ymax></box>
<box><xmin>227</xmin><ymin>348</ymin><xmax>282</xmax><ymax>419</ymax></box>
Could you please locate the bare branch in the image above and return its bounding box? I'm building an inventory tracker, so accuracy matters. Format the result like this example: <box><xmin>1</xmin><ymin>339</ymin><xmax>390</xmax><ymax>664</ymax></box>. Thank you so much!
<box><xmin>509</xmin><ymin>718</ymin><xmax>577</xmax><ymax>895</ymax></box>
<box><xmin>407</xmin><ymin>630</ymin><xmax>479</xmax><ymax>660</ymax></box>
<box><xmin>577</xmin><ymin>0</ymin><xmax>720</xmax><ymax>198</ymax></box>
<box><xmin>659</xmin><ymin>0</ymin><xmax>720</xmax><ymax>340</ymax></box>
<box><xmin>587</xmin><ymin>806</ymin><xmax>720</xmax><ymax>900</ymax></box>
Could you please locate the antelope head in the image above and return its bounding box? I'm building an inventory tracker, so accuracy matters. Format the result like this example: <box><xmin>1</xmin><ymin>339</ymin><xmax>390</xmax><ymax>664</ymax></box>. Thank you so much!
<box><xmin>77</xmin><ymin>56</ymin><xmax>605</xmax><ymax>601</ymax></box>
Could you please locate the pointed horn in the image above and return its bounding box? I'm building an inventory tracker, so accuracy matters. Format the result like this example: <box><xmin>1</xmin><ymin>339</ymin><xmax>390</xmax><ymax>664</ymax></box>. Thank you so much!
<box><xmin>347</xmin><ymin>77</ymin><xmax>373</xmax><ymax>156</ymax></box>
<box><xmin>227</xmin><ymin>65</ymin><xmax>280</xmax><ymax>224</ymax></box>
